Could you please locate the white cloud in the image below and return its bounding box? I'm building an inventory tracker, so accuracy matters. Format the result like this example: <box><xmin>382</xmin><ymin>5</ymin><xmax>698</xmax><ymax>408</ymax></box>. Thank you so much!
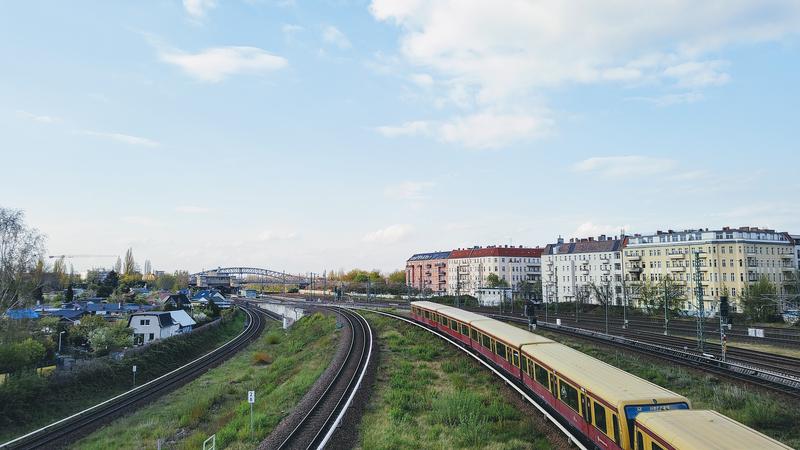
<box><xmin>363</xmin><ymin>224</ymin><xmax>412</xmax><ymax>243</ymax></box>
<box><xmin>158</xmin><ymin>46</ymin><xmax>288</xmax><ymax>82</ymax></box>
<box><xmin>663</xmin><ymin>60</ymin><xmax>730</xmax><ymax>88</ymax></box>
<box><xmin>409</xmin><ymin>73</ymin><xmax>433</xmax><ymax>87</ymax></box>
<box><xmin>376</xmin><ymin>112</ymin><xmax>552</xmax><ymax>149</ymax></box>
<box><xmin>375</xmin><ymin>120</ymin><xmax>430</xmax><ymax>138</ymax></box>
<box><xmin>370</xmin><ymin>1</ymin><xmax>800</xmax><ymax>144</ymax></box>
<box><xmin>370</xmin><ymin>1</ymin><xmax>800</xmax><ymax>101</ymax></box>
<box><xmin>76</xmin><ymin>130</ymin><xmax>160</xmax><ymax>147</ymax></box>
<box><xmin>573</xmin><ymin>221</ymin><xmax>629</xmax><ymax>239</ymax></box>
<box><xmin>385</xmin><ymin>181</ymin><xmax>435</xmax><ymax>200</ymax></box>
<box><xmin>629</xmin><ymin>92</ymin><xmax>704</xmax><ymax>107</ymax></box>
<box><xmin>176</xmin><ymin>205</ymin><xmax>212</xmax><ymax>214</ymax></box>
<box><xmin>183</xmin><ymin>0</ymin><xmax>216</xmax><ymax>19</ymax></box>
<box><xmin>322</xmin><ymin>26</ymin><xmax>352</xmax><ymax>49</ymax></box>
<box><xmin>16</xmin><ymin>110</ymin><xmax>60</xmax><ymax>124</ymax></box>
<box><xmin>257</xmin><ymin>230</ymin><xmax>298</xmax><ymax>241</ymax></box>
<box><xmin>573</xmin><ymin>156</ymin><xmax>677</xmax><ymax>177</ymax></box>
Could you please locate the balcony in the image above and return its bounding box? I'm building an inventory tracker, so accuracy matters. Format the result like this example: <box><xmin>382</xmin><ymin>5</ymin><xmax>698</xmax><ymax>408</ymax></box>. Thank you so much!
<box><xmin>781</xmin><ymin>254</ymin><xmax>793</xmax><ymax>260</ymax></box>
<box><xmin>668</xmin><ymin>266</ymin><xmax>685</xmax><ymax>272</ymax></box>
<box><xmin>668</xmin><ymin>252</ymin><xmax>685</xmax><ymax>259</ymax></box>
<box><xmin>782</xmin><ymin>264</ymin><xmax>795</xmax><ymax>272</ymax></box>
<box><xmin>629</xmin><ymin>266</ymin><xmax>643</xmax><ymax>273</ymax></box>
<box><xmin>627</xmin><ymin>255</ymin><xmax>641</xmax><ymax>261</ymax></box>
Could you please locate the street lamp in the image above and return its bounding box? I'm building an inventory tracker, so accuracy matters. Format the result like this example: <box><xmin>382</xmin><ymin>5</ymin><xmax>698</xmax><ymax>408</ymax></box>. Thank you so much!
<box><xmin>58</xmin><ymin>331</ymin><xmax>66</xmax><ymax>354</ymax></box>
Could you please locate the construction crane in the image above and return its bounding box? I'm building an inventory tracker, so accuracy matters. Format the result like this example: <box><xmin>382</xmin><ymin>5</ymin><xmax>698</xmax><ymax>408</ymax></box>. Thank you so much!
<box><xmin>47</xmin><ymin>254</ymin><xmax>117</xmax><ymax>259</ymax></box>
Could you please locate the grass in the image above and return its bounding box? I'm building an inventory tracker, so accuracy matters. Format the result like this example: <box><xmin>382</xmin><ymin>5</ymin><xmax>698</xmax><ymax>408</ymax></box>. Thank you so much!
<box><xmin>0</xmin><ymin>311</ymin><xmax>245</xmax><ymax>443</ymax></box>
<box><xmin>72</xmin><ymin>312</ymin><xmax>338</xmax><ymax>450</ymax></box>
<box><xmin>535</xmin><ymin>329</ymin><xmax>800</xmax><ymax>448</ymax></box>
<box><xmin>356</xmin><ymin>313</ymin><xmax>552</xmax><ymax>450</ymax></box>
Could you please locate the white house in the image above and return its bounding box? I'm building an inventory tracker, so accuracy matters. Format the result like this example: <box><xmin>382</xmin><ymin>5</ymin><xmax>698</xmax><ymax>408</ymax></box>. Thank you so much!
<box><xmin>128</xmin><ymin>311</ymin><xmax>196</xmax><ymax>346</ymax></box>
<box><xmin>446</xmin><ymin>245</ymin><xmax>543</xmax><ymax>297</ymax></box>
<box><xmin>541</xmin><ymin>236</ymin><xmax>625</xmax><ymax>306</ymax></box>
<box><xmin>475</xmin><ymin>287</ymin><xmax>512</xmax><ymax>306</ymax></box>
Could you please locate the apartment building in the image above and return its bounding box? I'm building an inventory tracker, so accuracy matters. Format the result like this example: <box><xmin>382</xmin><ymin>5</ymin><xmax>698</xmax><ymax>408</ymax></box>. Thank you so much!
<box><xmin>541</xmin><ymin>235</ymin><xmax>625</xmax><ymax>305</ymax></box>
<box><xmin>405</xmin><ymin>251</ymin><xmax>451</xmax><ymax>295</ymax></box>
<box><xmin>791</xmin><ymin>234</ymin><xmax>800</xmax><ymax>272</ymax></box>
<box><xmin>446</xmin><ymin>245</ymin><xmax>543</xmax><ymax>296</ymax></box>
<box><xmin>624</xmin><ymin>227</ymin><xmax>795</xmax><ymax>312</ymax></box>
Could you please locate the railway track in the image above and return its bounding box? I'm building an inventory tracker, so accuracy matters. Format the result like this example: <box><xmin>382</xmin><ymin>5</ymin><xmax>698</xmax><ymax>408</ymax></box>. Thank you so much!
<box><xmin>274</xmin><ymin>307</ymin><xmax>373</xmax><ymax>450</ymax></box>
<box><xmin>1</xmin><ymin>304</ymin><xmax>272</xmax><ymax>450</ymax></box>
<box><xmin>351</xmin><ymin>307</ymin><xmax>589</xmax><ymax>450</ymax></box>
<box><xmin>481</xmin><ymin>312</ymin><xmax>800</xmax><ymax>399</ymax></box>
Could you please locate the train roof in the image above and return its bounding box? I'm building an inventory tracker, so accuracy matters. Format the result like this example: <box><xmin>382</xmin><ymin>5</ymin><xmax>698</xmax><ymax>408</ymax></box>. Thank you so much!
<box><xmin>636</xmin><ymin>410</ymin><xmax>792</xmax><ymax>450</ymax></box>
<box><xmin>411</xmin><ymin>301</ymin><xmax>453</xmax><ymax>312</ymax></box>
<box><xmin>435</xmin><ymin>307</ymin><xmax>494</xmax><ymax>325</ymax></box>
<box><xmin>472</xmin><ymin>318</ymin><xmax>554</xmax><ymax>347</ymax></box>
<box><xmin>521</xmin><ymin>342</ymin><xmax>687</xmax><ymax>407</ymax></box>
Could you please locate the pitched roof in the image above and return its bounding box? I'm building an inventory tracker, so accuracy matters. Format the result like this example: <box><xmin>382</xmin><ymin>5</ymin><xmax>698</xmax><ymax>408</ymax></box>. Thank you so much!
<box><xmin>545</xmin><ymin>238</ymin><xmax>624</xmax><ymax>255</ymax></box>
<box><xmin>407</xmin><ymin>251</ymin><xmax>452</xmax><ymax>261</ymax></box>
<box><xmin>449</xmin><ymin>246</ymin><xmax>543</xmax><ymax>259</ymax></box>
<box><xmin>128</xmin><ymin>312</ymin><xmax>175</xmax><ymax>328</ymax></box>
<box><xmin>169</xmin><ymin>310</ymin><xmax>197</xmax><ymax>327</ymax></box>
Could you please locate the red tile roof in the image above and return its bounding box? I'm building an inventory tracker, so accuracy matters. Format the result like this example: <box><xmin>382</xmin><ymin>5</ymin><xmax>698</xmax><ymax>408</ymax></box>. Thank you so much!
<box><xmin>449</xmin><ymin>247</ymin><xmax>543</xmax><ymax>258</ymax></box>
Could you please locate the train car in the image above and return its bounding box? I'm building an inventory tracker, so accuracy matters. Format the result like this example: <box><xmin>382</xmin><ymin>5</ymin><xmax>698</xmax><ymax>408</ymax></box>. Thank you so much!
<box><xmin>410</xmin><ymin>301</ymin><xmax>452</xmax><ymax>328</ymax></box>
<box><xmin>520</xmin><ymin>342</ymin><xmax>690</xmax><ymax>450</ymax></box>
<box><xmin>633</xmin><ymin>410</ymin><xmax>792</xmax><ymax>450</ymax></box>
<box><xmin>469</xmin><ymin>318</ymin><xmax>553</xmax><ymax>378</ymax></box>
<box><xmin>433</xmin><ymin>306</ymin><xmax>492</xmax><ymax>346</ymax></box>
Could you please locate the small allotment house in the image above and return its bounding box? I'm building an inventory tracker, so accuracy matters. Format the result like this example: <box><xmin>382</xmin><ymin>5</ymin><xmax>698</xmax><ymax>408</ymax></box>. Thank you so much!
<box><xmin>127</xmin><ymin>310</ymin><xmax>196</xmax><ymax>346</ymax></box>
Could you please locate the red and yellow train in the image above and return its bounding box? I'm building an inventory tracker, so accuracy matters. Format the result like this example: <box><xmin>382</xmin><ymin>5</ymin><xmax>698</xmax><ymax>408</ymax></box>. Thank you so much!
<box><xmin>410</xmin><ymin>301</ymin><xmax>791</xmax><ymax>450</ymax></box>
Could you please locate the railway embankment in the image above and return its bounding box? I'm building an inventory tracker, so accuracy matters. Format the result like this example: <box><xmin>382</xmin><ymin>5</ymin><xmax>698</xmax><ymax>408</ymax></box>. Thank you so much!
<box><xmin>71</xmin><ymin>312</ymin><xmax>339</xmax><ymax>449</ymax></box>
<box><xmin>0</xmin><ymin>310</ymin><xmax>245</xmax><ymax>443</ymax></box>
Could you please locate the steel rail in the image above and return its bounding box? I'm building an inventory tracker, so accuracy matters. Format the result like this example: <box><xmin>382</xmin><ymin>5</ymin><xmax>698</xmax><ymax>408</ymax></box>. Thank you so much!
<box><xmin>1</xmin><ymin>304</ymin><xmax>270</xmax><ymax>449</ymax></box>
<box><xmin>351</xmin><ymin>307</ymin><xmax>589</xmax><ymax>450</ymax></box>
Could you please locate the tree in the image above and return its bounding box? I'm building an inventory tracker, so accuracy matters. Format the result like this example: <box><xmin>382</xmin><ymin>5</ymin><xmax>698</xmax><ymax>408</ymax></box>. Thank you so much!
<box><xmin>1</xmin><ymin>207</ymin><xmax>46</xmax><ymax>311</ymax></box>
<box><xmin>88</xmin><ymin>323</ymin><xmax>132</xmax><ymax>356</ymax></box>
<box><xmin>123</xmin><ymin>248</ymin><xmax>136</xmax><ymax>275</ymax></box>
<box><xmin>155</xmin><ymin>273</ymin><xmax>176</xmax><ymax>291</ymax></box>
<box><xmin>97</xmin><ymin>270</ymin><xmax>119</xmax><ymax>297</ymax></box>
<box><xmin>65</xmin><ymin>283</ymin><xmax>74</xmax><ymax>302</ymax></box>
<box><xmin>0</xmin><ymin>338</ymin><xmax>46</xmax><ymax>373</ymax></box>
<box><xmin>740</xmin><ymin>276</ymin><xmax>778</xmax><ymax>322</ymax></box>
<box><xmin>485</xmin><ymin>273</ymin><xmax>508</xmax><ymax>288</ymax></box>
<box><xmin>387</xmin><ymin>270</ymin><xmax>405</xmax><ymax>285</ymax></box>
<box><xmin>587</xmin><ymin>281</ymin><xmax>614</xmax><ymax>306</ymax></box>
<box><xmin>143</xmin><ymin>259</ymin><xmax>152</xmax><ymax>275</ymax></box>
<box><xmin>114</xmin><ymin>257</ymin><xmax>122</xmax><ymax>274</ymax></box>
<box><xmin>173</xmin><ymin>270</ymin><xmax>189</xmax><ymax>290</ymax></box>
<box><xmin>629</xmin><ymin>277</ymin><xmax>685</xmax><ymax>315</ymax></box>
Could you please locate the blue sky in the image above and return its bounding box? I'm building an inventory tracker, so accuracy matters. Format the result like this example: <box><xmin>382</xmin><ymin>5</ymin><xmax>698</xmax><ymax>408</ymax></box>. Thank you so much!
<box><xmin>1</xmin><ymin>1</ymin><xmax>799</xmax><ymax>275</ymax></box>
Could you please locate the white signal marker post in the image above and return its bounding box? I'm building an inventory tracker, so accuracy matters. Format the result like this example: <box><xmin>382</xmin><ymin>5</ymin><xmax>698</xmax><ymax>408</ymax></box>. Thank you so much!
<box><xmin>132</xmin><ymin>365</ymin><xmax>137</xmax><ymax>387</ymax></box>
<box><xmin>247</xmin><ymin>390</ymin><xmax>255</xmax><ymax>433</ymax></box>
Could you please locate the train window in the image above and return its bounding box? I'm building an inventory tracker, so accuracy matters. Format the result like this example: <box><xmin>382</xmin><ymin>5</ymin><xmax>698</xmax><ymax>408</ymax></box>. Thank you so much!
<box><xmin>470</xmin><ymin>328</ymin><xmax>478</xmax><ymax>341</ymax></box>
<box><xmin>450</xmin><ymin>319</ymin><xmax>458</xmax><ymax>331</ymax></box>
<box><xmin>636</xmin><ymin>432</ymin><xmax>644</xmax><ymax>450</ymax></box>
<box><xmin>520</xmin><ymin>356</ymin><xmax>528</xmax><ymax>374</ymax></box>
<box><xmin>612</xmin><ymin>415</ymin><xmax>620</xmax><ymax>444</ymax></box>
<box><xmin>481</xmin><ymin>334</ymin><xmax>490</xmax><ymax>348</ymax></box>
<box><xmin>496</xmin><ymin>342</ymin><xmax>507</xmax><ymax>359</ymax></box>
<box><xmin>512</xmin><ymin>350</ymin><xmax>520</xmax><ymax>367</ymax></box>
<box><xmin>534</xmin><ymin>364</ymin><xmax>549</xmax><ymax>387</ymax></box>
<box><xmin>651</xmin><ymin>444</ymin><xmax>664</xmax><ymax>450</ymax></box>
<box><xmin>593</xmin><ymin>402</ymin><xmax>607</xmax><ymax>434</ymax></box>
<box><xmin>460</xmin><ymin>323</ymin><xmax>469</xmax><ymax>335</ymax></box>
<box><xmin>558</xmin><ymin>380</ymin><xmax>580</xmax><ymax>412</ymax></box>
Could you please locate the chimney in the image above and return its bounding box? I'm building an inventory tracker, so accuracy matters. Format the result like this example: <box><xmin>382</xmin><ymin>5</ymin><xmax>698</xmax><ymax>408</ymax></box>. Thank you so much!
<box><xmin>599</xmin><ymin>234</ymin><xmax>606</xmax><ymax>241</ymax></box>
<box><xmin>588</xmin><ymin>237</ymin><xmax>594</xmax><ymax>241</ymax></box>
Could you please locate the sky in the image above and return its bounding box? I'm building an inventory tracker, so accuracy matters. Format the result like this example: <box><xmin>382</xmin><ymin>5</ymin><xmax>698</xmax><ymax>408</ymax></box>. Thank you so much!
<box><xmin>1</xmin><ymin>1</ymin><xmax>799</xmax><ymax>275</ymax></box>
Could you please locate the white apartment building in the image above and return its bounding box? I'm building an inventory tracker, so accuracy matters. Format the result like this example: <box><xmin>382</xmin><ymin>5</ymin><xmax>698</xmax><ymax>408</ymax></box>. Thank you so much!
<box><xmin>541</xmin><ymin>236</ymin><xmax>625</xmax><ymax>305</ymax></box>
<box><xmin>446</xmin><ymin>245</ymin><xmax>543</xmax><ymax>297</ymax></box>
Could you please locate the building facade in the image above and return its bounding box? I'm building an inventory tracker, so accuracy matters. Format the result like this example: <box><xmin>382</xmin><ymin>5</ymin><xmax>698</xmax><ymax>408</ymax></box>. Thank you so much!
<box><xmin>446</xmin><ymin>245</ymin><xmax>542</xmax><ymax>297</ymax></box>
<box><xmin>405</xmin><ymin>251</ymin><xmax>451</xmax><ymax>295</ymax></box>
<box><xmin>541</xmin><ymin>236</ymin><xmax>625</xmax><ymax>305</ymax></box>
<box><xmin>623</xmin><ymin>227</ymin><xmax>795</xmax><ymax>313</ymax></box>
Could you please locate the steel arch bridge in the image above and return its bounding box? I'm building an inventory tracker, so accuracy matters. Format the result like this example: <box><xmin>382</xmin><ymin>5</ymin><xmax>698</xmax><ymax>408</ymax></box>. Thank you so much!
<box><xmin>191</xmin><ymin>267</ymin><xmax>311</xmax><ymax>286</ymax></box>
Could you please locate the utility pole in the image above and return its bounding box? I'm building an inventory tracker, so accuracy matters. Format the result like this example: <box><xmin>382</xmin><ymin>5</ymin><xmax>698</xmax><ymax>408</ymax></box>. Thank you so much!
<box><xmin>663</xmin><ymin>277</ymin><xmax>669</xmax><ymax>336</ymax></box>
<box><xmin>620</xmin><ymin>229</ymin><xmax>628</xmax><ymax>328</ymax></box>
<box><xmin>693</xmin><ymin>249</ymin><xmax>705</xmax><ymax>351</ymax></box>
